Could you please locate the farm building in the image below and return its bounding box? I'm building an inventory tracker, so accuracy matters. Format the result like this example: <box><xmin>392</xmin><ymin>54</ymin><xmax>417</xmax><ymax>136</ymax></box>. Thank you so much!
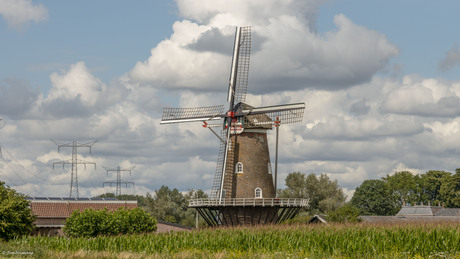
<box><xmin>360</xmin><ymin>204</ymin><xmax>460</xmax><ymax>223</ymax></box>
<box><xmin>28</xmin><ymin>197</ymin><xmax>138</xmax><ymax>236</ymax></box>
<box><xmin>28</xmin><ymin>197</ymin><xmax>191</xmax><ymax>236</ymax></box>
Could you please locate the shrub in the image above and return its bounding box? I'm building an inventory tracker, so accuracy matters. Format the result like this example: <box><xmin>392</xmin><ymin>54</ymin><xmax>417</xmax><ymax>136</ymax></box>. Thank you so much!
<box><xmin>0</xmin><ymin>181</ymin><xmax>36</xmax><ymax>241</ymax></box>
<box><xmin>63</xmin><ymin>207</ymin><xmax>157</xmax><ymax>237</ymax></box>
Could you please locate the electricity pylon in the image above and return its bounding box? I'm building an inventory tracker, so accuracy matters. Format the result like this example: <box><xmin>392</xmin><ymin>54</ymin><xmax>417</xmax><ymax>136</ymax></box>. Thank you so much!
<box><xmin>103</xmin><ymin>166</ymin><xmax>135</xmax><ymax>196</ymax></box>
<box><xmin>52</xmin><ymin>140</ymin><xmax>97</xmax><ymax>198</ymax></box>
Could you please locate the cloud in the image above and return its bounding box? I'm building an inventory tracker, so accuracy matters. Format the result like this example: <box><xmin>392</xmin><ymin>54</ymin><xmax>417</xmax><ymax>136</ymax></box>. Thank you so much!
<box><xmin>47</xmin><ymin>62</ymin><xmax>107</xmax><ymax>106</ymax></box>
<box><xmin>0</xmin><ymin>0</ymin><xmax>48</xmax><ymax>31</ymax></box>
<box><xmin>381</xmin><ymin>75</ymin><xmax>460</xmax><ymax>117</ymax></box>
<box><xmin>129</xmin><ymin>21</ymin><xmax>229</xmax><ymax>90</ymax></box>
<box><xmin>175</xmin><ymin>0</ymin><xmax>324</xmax><ymax>29</ymax></box>
<box><xmin>5</xmin><ymin>0</ymin><xmax>460</xmax><ymax>201</ymax></box>
<box><xmin>0</xmin><ymin>78</ymin><xmax>39</xmax><ymax>119</ymax></box>
<box><xmin>129</xmin><ymin>1</ymin><xmax>398</xmax><ymax>93</ymax></box>
<box><xmin>438</xmin><ymin>44</ymin><xmax>460</xmax><ymax>72</ymax></box>
<box><xmin>38</xmin><ymin>62</ymin><xmax>125</xmax><ymax>118</ymax></box>
<box><xmin>251</xmin><ymin>14</ymin><xmax>398</xmax><ymax>92</ymax></box>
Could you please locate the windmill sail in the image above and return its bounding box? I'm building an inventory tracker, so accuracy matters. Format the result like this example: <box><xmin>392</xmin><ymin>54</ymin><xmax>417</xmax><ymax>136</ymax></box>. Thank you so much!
<box><xmin>218</xmin><ymin>27</ymin><xmax>252</xmax><ymax>201</ymax></box>
<box><xmin>227</xmin><ymin>26</ymin><xmax>251</xmax><ymax>105</ymax></box>
<box><xmin>240</xmin><ymin>103</ymin><xmax>305</xmax><ymax>125</ymax></box>
<box><xmin>161</xmin><ymin>105</ymin><xmax>224</xmax><ymax>124</ymax></box>
<box><xmin>234</xmin><ymin>26</ymin><xmax>251</xmax><ymax>104</ymax></box>
<box><xmin>210</xmin><ymin>130</ymin><xmax>228</xmax><ymax>199</ymax></box>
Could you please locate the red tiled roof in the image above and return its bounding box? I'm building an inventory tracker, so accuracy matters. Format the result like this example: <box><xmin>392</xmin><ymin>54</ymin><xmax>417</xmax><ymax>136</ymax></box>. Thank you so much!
<box><xmin>30</xmin><ymin>201</ymin><xmax>138</xmax><ymax>218</ymax></box>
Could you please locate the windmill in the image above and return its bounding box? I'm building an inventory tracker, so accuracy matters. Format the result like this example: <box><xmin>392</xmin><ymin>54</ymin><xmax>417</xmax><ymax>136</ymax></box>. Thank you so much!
<box><xmin>161</xmin><ymin>26</ymin><xmax>308</xmax><ymax>226</ymax></box>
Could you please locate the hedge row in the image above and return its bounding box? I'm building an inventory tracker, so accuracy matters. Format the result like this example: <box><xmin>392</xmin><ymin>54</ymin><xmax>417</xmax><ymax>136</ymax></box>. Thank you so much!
<box><xmin>63</xmin><ymin>208</ymin><xmax>157</xmax><ymax>237</ymax></box>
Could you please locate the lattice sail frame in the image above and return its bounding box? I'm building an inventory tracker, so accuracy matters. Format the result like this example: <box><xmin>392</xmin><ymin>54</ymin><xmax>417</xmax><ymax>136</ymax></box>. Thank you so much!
<box><xmin>233</xmin><ymin>26</ymin><xmax>251</xmax><ymax>104</ymax></box>
<box><xmin>241</xmin><ymin>103</ymin><xmax>305</xmax><ymax>127</ymax></box>
<box><xmin>161</xmin><ymin>105</ymin><xmax>224</xmax><ymax>124</ymax></box>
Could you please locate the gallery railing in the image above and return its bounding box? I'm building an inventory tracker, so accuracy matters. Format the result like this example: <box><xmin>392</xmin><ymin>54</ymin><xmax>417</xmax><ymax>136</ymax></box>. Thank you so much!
<box><xmin>189</xmin><ymin>198</ymin><xmax>309</xmax><ymax>207</ymax></box>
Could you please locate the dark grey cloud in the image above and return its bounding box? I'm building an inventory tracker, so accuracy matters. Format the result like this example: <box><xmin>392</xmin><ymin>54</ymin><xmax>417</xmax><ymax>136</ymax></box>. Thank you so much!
<box><xmin>350</xmin><ymin>99</ymin><xmax>370</xmax><ymax>116</ymax></box>
<box><xmin>438</xmin><ymin>44</ymin><xmax>460</xmax><ymax>72</ymax></box>
<box><xmin>0</xmin><ymin>78</ymin><xmax>39</xmax><ymax>119</ymax></box>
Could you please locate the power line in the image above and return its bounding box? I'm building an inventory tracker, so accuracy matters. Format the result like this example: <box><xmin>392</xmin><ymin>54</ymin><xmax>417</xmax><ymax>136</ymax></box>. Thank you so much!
<box><xmin>52</xmin><ymin>140</ymin><xmax>97</xmax><ymax>198</ymax></box>
<box><xmin>103</xmin><ymin>165</ymin><xmax>135</xmax><ymax>196</ymax></box>
<box><xmin>0</xmin><ymin>144</ymin><xmax>45</xmax><ymax>196</ymax></box>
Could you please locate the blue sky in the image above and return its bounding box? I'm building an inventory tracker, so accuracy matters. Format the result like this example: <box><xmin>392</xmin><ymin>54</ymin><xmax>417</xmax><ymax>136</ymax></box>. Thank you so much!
<box><xmin>317</xmin><ymin>0</ymin><xmax>460</xmax><ymax>80</ymax></box>
<box><xmin>3</xmin><ymin>0</ymin><xmax>460</xmax><ymax>95</ymax></box>
<box><xmin>2</xmin><ymin>0</ymin><xmax>460</xmax><ymax>199</ymax></box>
<box><xmin>1</xmin><ymin>1</ymin><xmax>177</xmax><ymax>93</ymax></box>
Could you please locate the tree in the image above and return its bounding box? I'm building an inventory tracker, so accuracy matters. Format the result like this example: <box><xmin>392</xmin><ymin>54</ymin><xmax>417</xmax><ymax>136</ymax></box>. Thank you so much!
<box><xmin>181</xmin><ymin>189</ymin><xmax>208</xmax><ymax>228</ymax></box>
<box><xmin>95</xmin><ymin>193</ymin><xmax>147</xmax><ymax>207</ymax></box>
<box><xmin>144</xmin><ymin>185</ymin><xmax>208</xmax><ymax>227</ymax></box>
<box><xmin>382</xmin><ymin>171</ymin><xmax>418</xmax><ymax>206</ymax></box>
<box><xmin>439</xmin><ymin>173</ymin><xmax>460</xmax><ymax>208</ymax></box>
<box><xmin>279</xmin><ymin>172</ymin><xmax>346</xmax><ymax>214</ymax></box>
<box><xmin>278</xmin><ymin>172</ymin><xmax>306</xmax><ymax>198</ymax></box>
<box><xmin>144</xmin><ymin>185</ymin><xmax>186</xmax><ymax>224</ymax></box>
<box><xmin>328</xmin><ymin>203</ymin><xmax>362</xmax><ymax>223</ymax></box>
<box><xmin>0</xmin><ymin>181</ymin><xmax>36</xmax><ymax>241</ymax></box>
<box><xmin>418</xmin><ymin>170</ymin><xmax>451</xmax><ymax>205</ymax></box>
<box><xmin>351</xmin><ymin>179</ymin><xmax>399</xmax><ymax>216</ymax></box>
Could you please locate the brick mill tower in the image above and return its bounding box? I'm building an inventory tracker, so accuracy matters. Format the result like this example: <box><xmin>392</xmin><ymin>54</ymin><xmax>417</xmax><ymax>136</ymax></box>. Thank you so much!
<box><xmin>161</xmin><ymin>26</ymin><xmax>309</xmax><ymax>226</ymax></box>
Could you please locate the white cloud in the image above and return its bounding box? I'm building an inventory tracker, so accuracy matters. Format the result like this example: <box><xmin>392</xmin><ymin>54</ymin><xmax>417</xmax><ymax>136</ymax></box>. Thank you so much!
<box><xmin>129</xmin><ymin>21</ymin><xmax>229</xmax><ymax>90</ymax></box>
<box><xmin>175</xmin><ymin>0</ymin><xmax>323</xmax><ymax>28</ymax></box>
<box><xmin>0</xmin><ymin>0</ymin><xmax>48</xmax><ymax>30</ymax></box>
<box><xmin>382</xmin><ymin>75</ymin><xmax>460</xmax><ymax>117</ymax></box>
<box><xmin>251</xmin><ymin>14</ymin><xmax>398</xmax><ymax>92</ymax></box>
<box><xmin>5</xmin><ymin>0</ymin><xmax>460</xmax><ymax>201</ymax></box>
<box><xmin>47</xmin><ymin>62</ymin><xmax>106</xmax><ymax>106</ymax></box>
<box><xmin>129</xmin><ymin>1</ymin><xmax>398</xmax><ymax>93</ymax></box>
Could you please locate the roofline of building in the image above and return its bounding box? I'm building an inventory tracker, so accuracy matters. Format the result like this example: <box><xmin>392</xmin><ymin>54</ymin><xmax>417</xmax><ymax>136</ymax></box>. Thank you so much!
<box><xmin>27</xmin><ymin>197</ymin><xmax>122</xmax><ymax>201</ymax></box>
<box><xmin>157</xmin><ymin>220</ymin><xmax>193</xmax><ymax>230</ymax></box>
<box><xmin>29</xmin><ymin>200</ymin><xmax>137</xmax><ymax>204</ymax></box>
<box><xmin>35</xmin><ymin>225</ymin><xmax>65</xmax><ymax>228</ymax></box>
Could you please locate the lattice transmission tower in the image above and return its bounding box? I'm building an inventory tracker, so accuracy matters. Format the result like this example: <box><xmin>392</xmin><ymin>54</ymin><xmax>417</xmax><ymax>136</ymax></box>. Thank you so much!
<box><xmin>103</xmin><ymin>166</ymin><xmax>135</xmax><ymax>196</ymax></box>
<box><xmin>52</xmin><ymin>140</ymin><xmax>97</xmax><ymax>198</ymax></box>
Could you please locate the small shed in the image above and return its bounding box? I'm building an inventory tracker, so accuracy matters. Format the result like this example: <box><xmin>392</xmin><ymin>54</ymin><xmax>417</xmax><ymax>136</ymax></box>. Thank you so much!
<box><xmin>308</xmin><ymin>214</ymin><xmax>328</xmax><ymax>224</ymax></box>
<box><xmin>28</xmin><ymin>197</ymin><xmax>138</xmax><ymax>236</ymax></box>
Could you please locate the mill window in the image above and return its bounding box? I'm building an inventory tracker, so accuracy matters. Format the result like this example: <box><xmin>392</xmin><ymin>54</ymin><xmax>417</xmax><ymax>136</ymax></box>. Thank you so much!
<box><xmin>236</xmin><ymin>162</ymin><xmax>243</xmax><ymax>174</ymax></box>
<box><xmin>255</xmin><ymin>187</ymin><xmax>262</xmax><ymax>198</ymax></box>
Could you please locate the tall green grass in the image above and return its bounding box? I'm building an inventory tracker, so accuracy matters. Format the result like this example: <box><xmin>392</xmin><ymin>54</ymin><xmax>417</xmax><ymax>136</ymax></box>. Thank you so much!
<box><xmin>4</xmin><ymin>223</ymin><xmax>460</xmax><ymax>258</ymax></box>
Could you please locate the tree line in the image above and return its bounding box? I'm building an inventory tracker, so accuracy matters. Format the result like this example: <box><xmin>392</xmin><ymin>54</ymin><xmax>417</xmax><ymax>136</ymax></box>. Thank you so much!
<box><xmin>96</xmin><ymin>186</ymin><xmax>209</xmax><ymax>228</ymax></box>
<box><xmin>280</xmin><ymin>169</ymin><xmax>460</xmax><ymax>222</ymax></box>
<box><xmin>351</xmin><ymin>170</ymin><xmax>460</xmax><ymax>216</ymax></box>
<box><xmin>1</xmin><ymin>169</ymin><xmax>459</xmax><ymax>239</ymax></box>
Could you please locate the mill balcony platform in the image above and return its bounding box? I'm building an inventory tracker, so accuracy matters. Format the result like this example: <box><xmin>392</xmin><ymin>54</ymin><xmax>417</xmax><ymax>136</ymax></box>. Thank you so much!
<box><xmin>189</xmin><ymin>198</ymin><xmax>309</xmax><ymax>226</ymax></box>
<box><xmin>189</xmin><ymin>198</ymin><xmax>309</xmax><ymax>208</ymax></box>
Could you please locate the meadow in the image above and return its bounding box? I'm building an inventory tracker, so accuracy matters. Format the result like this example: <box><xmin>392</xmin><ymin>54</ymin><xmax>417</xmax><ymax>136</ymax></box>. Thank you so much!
<box><xmin>1</xmin><ymin>223</ymin><xmax>459</xmax><ymax>258</ymax></box>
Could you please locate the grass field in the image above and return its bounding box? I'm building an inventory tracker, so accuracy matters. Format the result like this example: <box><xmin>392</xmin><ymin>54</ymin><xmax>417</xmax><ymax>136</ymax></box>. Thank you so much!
<box><xmin>1</xmin><ymin>223</ymin><xmax>459</xmax><ymax>258</ymax></box>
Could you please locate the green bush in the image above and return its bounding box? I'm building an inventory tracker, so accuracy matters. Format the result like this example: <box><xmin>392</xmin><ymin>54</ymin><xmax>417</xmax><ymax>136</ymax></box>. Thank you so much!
<box><xmin>0</xmin><ymin>181</ymin><xmax>36</xmax><ymax>241</ymax></box>
<box><xmin>63</xmin><ymin>207</ymin><xmax>157</xmax><ymax>237</ymax></box>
